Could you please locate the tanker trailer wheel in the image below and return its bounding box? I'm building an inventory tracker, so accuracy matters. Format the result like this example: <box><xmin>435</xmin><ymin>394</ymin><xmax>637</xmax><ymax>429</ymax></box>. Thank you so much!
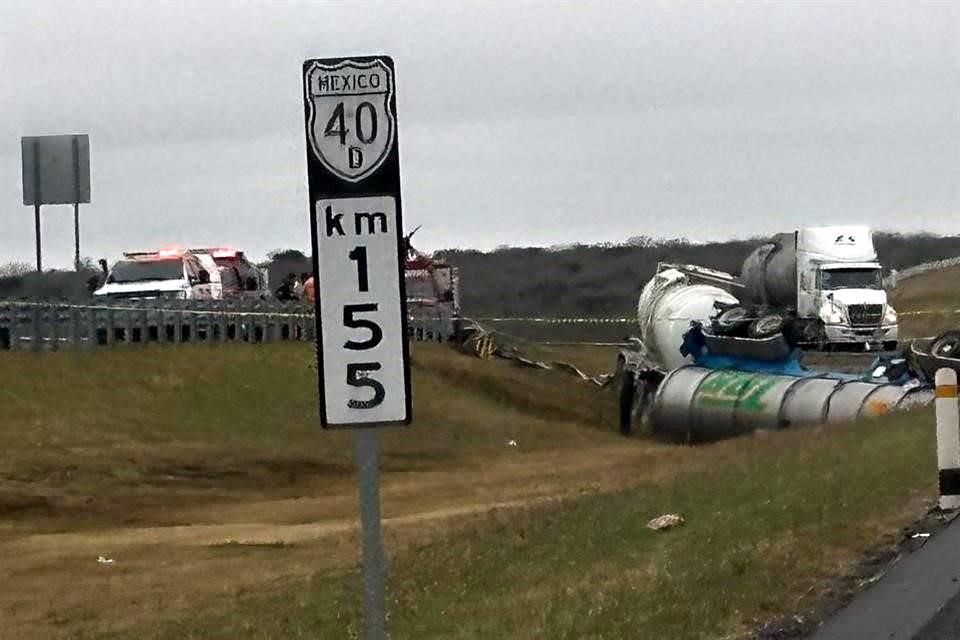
<box><xmin>748</xmin><ymin>314</ymin><xmax>785</xmax><ymax>339</ymax></box>
<box><xmin>714</xmin><ymin>306</ymin><xmax>750</xmax><ymax>335</ymax></box>
<box><xmin>616</xmin><ymin>359</ymin><xmax>636</xmax><ymax>436</ymax></box>
<box><xmin>931</xmin><ymin>330</ymin><xmax>960</xmax><ymax>359</ymax></box>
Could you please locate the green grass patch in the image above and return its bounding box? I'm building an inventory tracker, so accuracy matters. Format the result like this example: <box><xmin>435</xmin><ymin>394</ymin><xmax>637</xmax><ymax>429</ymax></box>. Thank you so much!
<box><xmin>0</xmin><ymin>342</ymin><xmax>617</xmax><ymax>524</ymax></box>
<box><xmin>111</xmin><ymin>410</ymin><xmax>936</xmax><ymax>640</ymax></box>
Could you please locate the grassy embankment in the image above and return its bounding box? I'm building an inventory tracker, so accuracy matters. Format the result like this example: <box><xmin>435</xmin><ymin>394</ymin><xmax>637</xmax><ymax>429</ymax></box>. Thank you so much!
<box><xmin>0</xmin><ymin>342</ymin><xmax>613</xmax><ymax>530</ymax></box>
<box><xmin>893</xmin><ymin>263</ymin><xmax>960</xmax><ymax>338</ymax></box>
<box><xmin>0</xmin><ymin>340</ymin><xmax>942</xmax><ymax>639</ymax></box>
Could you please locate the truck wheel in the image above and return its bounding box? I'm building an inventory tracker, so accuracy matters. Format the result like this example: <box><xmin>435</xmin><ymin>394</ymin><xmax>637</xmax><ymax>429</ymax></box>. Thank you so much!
<box><xmin>714</xmin><ymin>306</ymin><xmax>750</xmax><ymax>335</ymax></box>
<box><xmin>617</xmin><ymin>362</ymin><xmax>636</xmax><ymax>437</ymax></box>
<box><xmin>931</xmin><ymin>331</ymin><xmax>960</xmax><ymax>359</ymax></box>
<box><xmin>748</xmin><ymin>314</ymin><xmax>784</xmax><ymax>339</ymax></box>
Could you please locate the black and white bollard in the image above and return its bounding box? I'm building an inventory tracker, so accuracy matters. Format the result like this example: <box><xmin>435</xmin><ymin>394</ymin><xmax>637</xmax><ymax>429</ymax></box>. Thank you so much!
<box><xmin>936</xmin><ymin>368</ymin><xmax>960</xmax><ymax>510</ymax></box>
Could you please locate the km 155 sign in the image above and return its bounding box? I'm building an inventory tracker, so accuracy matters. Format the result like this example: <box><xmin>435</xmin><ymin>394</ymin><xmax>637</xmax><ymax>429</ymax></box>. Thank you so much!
<box><xmin>303</xmin><ymin>55</ymin><xmax>410</xmax><ymax>429</ymax></box>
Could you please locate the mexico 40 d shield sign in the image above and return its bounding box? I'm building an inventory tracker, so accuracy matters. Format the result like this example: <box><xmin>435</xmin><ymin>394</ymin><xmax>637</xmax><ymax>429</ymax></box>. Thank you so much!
<box><xmin>305</xmin><ymin>59</ymin><xmax>395</xmax><ymax>183</ymax></box>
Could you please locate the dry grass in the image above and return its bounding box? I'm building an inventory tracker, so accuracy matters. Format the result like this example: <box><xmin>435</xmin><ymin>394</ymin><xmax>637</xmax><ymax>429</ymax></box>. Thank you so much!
<box><xmin>0</xmin><ymin>340</ymin><xmax>944</xmax><ymax>640</ymax></box>
<box><xmin>892</xmin><ymin>264</ymin><xmax>960</xmax><ymax>337</ymax></box>
<box><xmin>107</xmin><ymin>410</ymin><xmax>937</xmax><ymax>640</ymax></box>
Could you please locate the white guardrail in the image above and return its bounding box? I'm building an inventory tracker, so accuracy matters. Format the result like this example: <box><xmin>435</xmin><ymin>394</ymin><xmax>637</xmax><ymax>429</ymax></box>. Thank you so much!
<box><xmin>888</xmin><ymin>257</ymin><xmax>960</xmax><ymax>287</ymax></box>
<box><xmin>0</xmin><ymin>299</ymin><xmax>455</xmax><ymax>351</ymax></box>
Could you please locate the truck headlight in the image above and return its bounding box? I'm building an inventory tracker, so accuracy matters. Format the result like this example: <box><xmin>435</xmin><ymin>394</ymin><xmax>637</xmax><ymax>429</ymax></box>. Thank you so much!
<box><xmin>884</xmin><ymin>306</ymin><xmax>898</xmax><ymax>324</ymax></box>
<box><xmin>820</xmin><ymin>304</ymin><xmax>847</xmax><ymax>325</ymax></box>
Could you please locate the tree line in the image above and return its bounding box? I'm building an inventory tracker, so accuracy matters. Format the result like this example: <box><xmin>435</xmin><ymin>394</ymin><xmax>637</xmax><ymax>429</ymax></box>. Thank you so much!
<box><xmin>1</xmin><ymin>232</ymin><xmax>959</xmax><ymax>314</ymax></box>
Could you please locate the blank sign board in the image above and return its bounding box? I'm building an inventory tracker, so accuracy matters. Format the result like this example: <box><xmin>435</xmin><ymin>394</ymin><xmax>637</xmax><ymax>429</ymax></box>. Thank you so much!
<box><xmin>21</xmin><ymin>135</ymin><xmax>91</xmax><ymax>206</ymax></box>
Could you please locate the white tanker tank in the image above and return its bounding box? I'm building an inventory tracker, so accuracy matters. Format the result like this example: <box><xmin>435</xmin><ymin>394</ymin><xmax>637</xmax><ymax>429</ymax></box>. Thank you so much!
<box><xmin>636</xmin><ymin>266</ymin><xmax>739</xmax><ymax>371</ymax></box>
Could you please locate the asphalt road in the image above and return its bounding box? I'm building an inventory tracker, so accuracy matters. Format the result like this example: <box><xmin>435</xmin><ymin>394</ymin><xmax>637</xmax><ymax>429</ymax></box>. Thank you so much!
<box><xmin>809</xmin><ymin>517</ymin><xmax>960</xmax><ymax>640</ymax></box>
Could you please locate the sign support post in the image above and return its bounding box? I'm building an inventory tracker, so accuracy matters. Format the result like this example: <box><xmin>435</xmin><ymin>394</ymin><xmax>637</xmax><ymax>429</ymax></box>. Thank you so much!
<box><xmin>303</xmin><ymin>55</ymin><xmax>410</xmax><ymax>640</ymax></box>
<box><xmin>72</xmin><ymin>135</ymin><xmax>82</xmax><ymax>271</ymax></box>
<box><xmin>32</xmin><ymin>138</ymin><xmax>42</xmax><ymax>272</ymax></box>
<box><xmin>357</xmin><ymin>429</ymin><xmax>387</xmax><ymax>638</ymax></box>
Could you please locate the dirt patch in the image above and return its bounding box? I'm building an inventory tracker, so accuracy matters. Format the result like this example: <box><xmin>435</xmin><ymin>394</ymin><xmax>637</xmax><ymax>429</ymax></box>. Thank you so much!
<box><xmin>0</xmin><ymin>490</ymin><xmax>53</xmax><ymax>517</ymax></box>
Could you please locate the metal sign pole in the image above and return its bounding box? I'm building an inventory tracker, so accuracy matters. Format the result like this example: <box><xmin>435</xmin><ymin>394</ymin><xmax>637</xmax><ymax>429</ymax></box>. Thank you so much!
<box><xmin>74</xmin><ymin>203</ymin><xmax>80</xmax><ymax>271</ymax></box>
<box><xmin>72</xmin><ymin>136</ymin><xmax>81</xmax><ymax>271</ymax></box>
<box><xmin>34</xmin><ymin>204</ymin><xmax>42</xmax><ymax>273</ymax></box>
<box><xmin>32</xmin><ymin>137</ymin><xmax>42</xmax><ymax>272</ymax></box>
<box><xmin>356</xmin><ymin>429</ymin><xmax>386</xmax><ymax>639</ymax></box>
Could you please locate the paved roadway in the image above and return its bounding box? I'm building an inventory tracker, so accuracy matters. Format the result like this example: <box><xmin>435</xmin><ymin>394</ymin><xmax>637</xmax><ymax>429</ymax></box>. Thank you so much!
<box><xmin>809</xmin><ymin>517</ymin><xmax>960</xmax><ymax>640</ymax></box>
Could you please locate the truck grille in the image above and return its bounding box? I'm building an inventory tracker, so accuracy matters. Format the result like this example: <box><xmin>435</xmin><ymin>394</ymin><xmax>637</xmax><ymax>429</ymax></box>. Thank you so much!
<box><xmin>848</xmin><ymin>304</ymin><xmax>883</xmax><ymax>327</ymax></box>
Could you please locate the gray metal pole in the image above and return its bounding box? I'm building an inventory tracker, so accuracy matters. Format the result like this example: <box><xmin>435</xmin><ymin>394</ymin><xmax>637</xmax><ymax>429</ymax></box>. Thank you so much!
<box><xmin>33</xmin><ymin>138</ymin><xmax>42</xmax><ymax>272</ymax></box>
<box><xmin>356</xmin><ymin>429</ymin><xmax>387</xmax><ymax>640</ymax></box>
<box><xmin>73</xmin><ymin>203</ymin><xmax>80</xmax><ymax>271</ymax></box>
<box><xmin>34</xmin><ymin>204</ymin><xmax>42</xmax><ymax>272</ymax></box>
<box><xmin>72</xmin><ymin>136</ymin><xmax>81</xmax><ymax>271</ymax></box>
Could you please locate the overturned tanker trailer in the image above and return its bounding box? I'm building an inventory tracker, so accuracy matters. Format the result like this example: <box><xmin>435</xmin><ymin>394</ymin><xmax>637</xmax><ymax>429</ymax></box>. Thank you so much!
<box><xmin>616</xmin><ymin>266</ymin><xmax>933</xmax><ymax>441</ymax></box>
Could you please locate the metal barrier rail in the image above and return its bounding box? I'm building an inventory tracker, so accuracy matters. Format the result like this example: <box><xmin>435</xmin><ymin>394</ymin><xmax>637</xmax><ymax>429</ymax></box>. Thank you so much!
<box><xmin>888</xmin><ymin>256</ymin><xmax>960</xmax><ymax>287</ymax></box>
<box><xmin>0</xmin><ymin>299</ymin><xmax>455</xmax><ymax>351</ymax></box>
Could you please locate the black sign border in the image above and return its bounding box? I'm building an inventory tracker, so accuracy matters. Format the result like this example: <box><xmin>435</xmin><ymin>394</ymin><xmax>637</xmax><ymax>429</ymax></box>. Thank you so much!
<box><xmin>304</xmin><ymin>55</ymin><xmax>412</xmax><ymax>429</ymax></box>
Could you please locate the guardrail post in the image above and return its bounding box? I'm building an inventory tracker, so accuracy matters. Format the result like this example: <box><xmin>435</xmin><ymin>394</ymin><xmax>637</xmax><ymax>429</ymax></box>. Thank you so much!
<box><xmin>9</xmin><ymin>306</ymin><xmax>20</xmax><ymax>351</ymax></box>
<box><xmin>70</xmin><ymin>307</ymin><xmax>81</xmax><ymax>348</ymax></box>
<box><xmin>105</xmin><ymin>307</ymin><xmax>115</xmax><ymax>346</ymax></box>
<box><xmin>305</xmin><ymin>312</ymin><xmax>316</xmax><ymax>342</ymax></box>
<box><xmin>936</xmin><ymin>368</ymin><xmax>960</xmax><ymax>510</ymax></box>
<box><xmin>174</xmin><ymin>310</ymin><xmax>184</xmax><ymax>343</ymax></box>
<box><xmin>140</xmin><ymin>308</ymin><xmax>149</xmax><ymax>344</ymax></box>
<box><xmin>30</xmin><ymin>306</ymin><xmax>41</xmax><ymax>352</ymax></box>
<box><xmin>88</xmin><ymin>308</ymin><xmax>100</xmax><ymax>347</ymax></box>
<box><xmin>49</xmin><ymin>305</ymin><xmax>60</xmax><ymax>351</ymax></box>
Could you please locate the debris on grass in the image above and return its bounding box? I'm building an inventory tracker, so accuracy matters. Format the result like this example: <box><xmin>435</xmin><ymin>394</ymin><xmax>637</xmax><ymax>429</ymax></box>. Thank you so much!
<box><xmin>96</xmin><ymin>555</ymin><xmax>115</xmax><ymax>565</ymax></box>
<box><xmin>647</xmin><ymin>513</ymin><xmax>684</xmax><ymax>531</ymax></box>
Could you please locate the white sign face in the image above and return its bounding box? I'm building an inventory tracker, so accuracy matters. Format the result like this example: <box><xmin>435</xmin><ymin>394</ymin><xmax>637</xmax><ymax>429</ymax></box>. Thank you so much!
<box><xmin>305</xmin><ymin>59</ymin><xmax>395</xmax><ymax>183</ymax></box>
<box><xmin>316</xmin><ymin>195</ymin><xmax>408</xmax><ymax>425</ymax></box>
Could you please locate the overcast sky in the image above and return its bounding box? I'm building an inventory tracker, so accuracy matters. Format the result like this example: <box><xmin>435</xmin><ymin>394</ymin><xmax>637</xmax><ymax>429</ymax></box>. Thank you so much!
<box><xmin>1</xmin><ymin>0</ymin><xmax>959</xmax><ymax>268</ymax></box>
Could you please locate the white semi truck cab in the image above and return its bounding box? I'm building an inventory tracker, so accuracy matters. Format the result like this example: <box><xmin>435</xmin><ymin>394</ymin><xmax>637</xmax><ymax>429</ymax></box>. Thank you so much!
<box><xmin>741</xmin><ymin>226</ymin><xmax>897</xmax><ymax>349</ymax></box>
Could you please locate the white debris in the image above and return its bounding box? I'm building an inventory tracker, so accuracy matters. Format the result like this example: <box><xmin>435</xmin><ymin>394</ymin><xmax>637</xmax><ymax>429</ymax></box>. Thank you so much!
<box><xmin>911</xmin><ymin>533</ymin><xmax>931</xmax><ymax>539</ymax></box>
<box><xmin>506</xmin><ymin>439</ymin><xmax>518</xmax><ymax>448</ymax></box>
<box><xmin>647</xmin><ymin>514</ymin><xmax>684</xmax><ymax>531</ymax></box>
<box><xmin>97</xmin><ymin>555</ymin><xmax>115</xmax><ymax>564</ymax></box>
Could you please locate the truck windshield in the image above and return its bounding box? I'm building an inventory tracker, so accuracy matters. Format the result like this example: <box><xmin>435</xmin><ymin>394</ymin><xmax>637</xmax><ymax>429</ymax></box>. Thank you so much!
<box><xmin>108</xmin><ymin>259</ymin><xmax>183</xmax><ymax>283</ymax></box>
<box><xmin>820</xmin><ymin>268</ymin><xmax>882</xmax><ymax>290</ymax></box>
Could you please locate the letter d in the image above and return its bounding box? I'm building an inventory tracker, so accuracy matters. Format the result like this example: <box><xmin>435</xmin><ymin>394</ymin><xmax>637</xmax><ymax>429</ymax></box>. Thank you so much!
<box><xmin>349</xmin><ymin>147</ymin><xmax>363</xmax><ymax>169</ymax></box>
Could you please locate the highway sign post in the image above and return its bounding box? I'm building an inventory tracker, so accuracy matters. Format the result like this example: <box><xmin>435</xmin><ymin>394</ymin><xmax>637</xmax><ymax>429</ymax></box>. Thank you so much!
<box><xmin>21</xmin><ymin>134</ymin><xmax>91</xmax><ymax>272</ymax></box>
<box><xmin>303</xmin><ymin>55</ymin><xmax>410</xmax><ymax>640</ymax></box>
